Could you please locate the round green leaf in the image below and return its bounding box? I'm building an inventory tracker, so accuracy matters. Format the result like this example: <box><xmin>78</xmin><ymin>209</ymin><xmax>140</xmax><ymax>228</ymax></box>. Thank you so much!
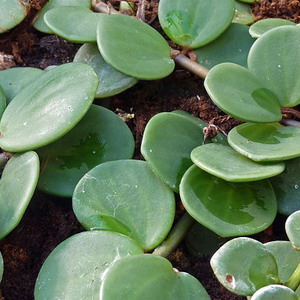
<box><xmin>73</xmin><ymin>160</ymin><xmax>175</xmax><ymax>251</ymax></box>
<box><xmin>196</xmin><ymin>23</ymin><xmax>254</xmax><ymax>69</ymax></box>
<box><xmin>248</xmin><ymin>26</ymin><xmax>300</xmax><ymax>107</ymax></box>
<box><xmin>251</xmin><ymin>285</ymin><xmax>298</xmax><ymax>300</ymax></box>
<box><xmin>0</xmin><ymin>0</ymin><xmax>29</xmax><ymax>33</ymax></box>
<box><xmin>204</xmin><ymin>63</ymin><xmax>282</xmax><ymax>123</ymax></box>
<box><xmin>33</xmin><ymin>0</ymin><xmax>91</xmax><ymax>34</ymax></box>
<box><xmin>228</xmin><ymin>123</ymin><xmax>300</xmax><ymax>162</ymax></box>
<box><xmin>44</xmin><ymin>6</ymin><xmax>103</xmax><ymax>43</ymax></box>
<box><xmin>211</xmin><ymin>237</ymin><xmax>279</xmax><ymax>296</ymax></box>
<box><xmin>0</xmin><ymin>62</ymin><xmax>98</xmax><ymax>152</ymax></box>
<box><xmin>141</xmin><ymin>111</ymin><xmax>209</xmax><ymax>192</ymax></box>
<box><xmin>264</xmin><ymin>241</ymin><xmax>300</xmax><ymax>283</ymax></box>
<box><xmin>0</xmin><ymin>67</ymin><xmax>44</xmax><ymax>103</ymax></box>
<box><xmin>233</xmin><ymin>1</ymin><xmax>254</xmax><ymax>25</ymax></box>
<box><xmin>100</xmin><ymin>254</ymin><xmax>211</xmax><ymax>300</ymax></box>
<box><xmin>270</xmin><ymin>157</ymin><xmax>300</xmax><ymax>216</ymax></box>
<box><xmin>158</xmin><ymin>0</ymin><xmax>235</xmax><ymax>48</ymax></box>
<box><xmin>0</xmin><ymin>151</ymin><xmax>39</xmax><ymax>240</ymax></box>
<box><xmin>37</xmin><ymin>105</ymin><xmax>135</xmax><ymax>197</ymax></box>
<box><xmin>286</xmin><ymin>211</ymin><xmax>300</xmax><ymax>250</ymax></box>
<box><xmin>191</xmin><ymin>144</ymin><xmax>285</xmax><ymax>182</ymax></box>
<box><xmin>0</xmin><ymin>251</ymin><xmax>3</xmax><ymax>283</ymax></box>
<box><xmin>0</xmin><ymin>85</ymin><xmax>6</xmax><ymax>118</ymax></box>
<box><xmin>249</xmin><ymin>18</ymin><xmax>296</xmax><ymax>38</ymax></box>
<box><xmin>180</xmin><ymin>165</ymin><xmax>277</xmax><ymax>237</ymax></box>
<box><xmin>73</xmin><ymin>43</ymin><xmax>138</xmax><ymax>98</ymax></box>
<box><xmin>97</xmin><ymin>14</ymin><xmax>175</xmax><ymax>80</ymax></box>
<box><xmin>34</xmin><ymin>231</ymin><xmax>143</xmax><ymax>300</ymax></box>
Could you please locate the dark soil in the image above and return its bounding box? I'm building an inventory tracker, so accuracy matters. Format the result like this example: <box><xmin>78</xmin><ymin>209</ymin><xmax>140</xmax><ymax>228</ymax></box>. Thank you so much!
<box><xmin>0</xmin><ymin>1</ymin><xmax>299</xmax><ymax>299</ymax></box>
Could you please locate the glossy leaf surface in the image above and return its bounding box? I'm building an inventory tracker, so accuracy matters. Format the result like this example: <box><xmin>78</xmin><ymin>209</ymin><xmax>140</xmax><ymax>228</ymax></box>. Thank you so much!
<box><xmin>100</xmin><ymin>254</ymin><xmax>211</xmax><ymax>300</ymax></box>
<box><xmin>0</xmin><ymin>252</ymin><xmax>3</xmax><ymax>282</ymax></box>
<box><xmin>73</xmin><ymin>43</ymin><xmax>138</xmax><ymax>98</ymax></box>
<box><xmin>0</xmin><ymin>152</ymin><xmax>39</xmax><ymax>240</ymax></box>
<box><xmin>180</xmin><ymin>165</ymin><xmax>277</xmax><ymax>237</ymax></box>
<box><xmin>0</xmin><ymin>63</ymin><xmax>98</xmax><ymax>152</ymax></box>
<box><xmin>249</xmin><ymin>18</ymin><xmax>296</xmax><ymax>38</ymax></box>
<box><xmin>34</xmin><ymin>231</ymin><xmax>143</xmax><ymax>300</ymax></box>
<box><xmin>265</xmin><ymin>241</ymin><xmax>300</xmax><ymax>282</ymax></box>
<box><xmin>211</xmin><ymin>237</ymin><xmax>279</xmax><ymax>296</ymax></box>
<box><xmin>34</xmin><ymin>0</ymin><xmax>91</xmax><ymax>33</ymax></box>
<box><xmin>37</xmin><ymin>105</ymin><xmax>134</xmax><ymax>197</ymax></box>
<box><xmin>196</xmin><ymin>24</ymin><xmax>254</xmax><ymax>69</ymax></box>
<box><xmin>228</xmin><ymin>123</ymin><xmax>300</xmax><ymax>161</ymax></box>
<box><xmin>248</xmin><ymin>26</ymin><xmax>300</xmax><ymax>107</ymax></box>
<box><xmin>158</xmin><ymin>0</ymin><xmax>235</xmax><ymax>48</ymax></box>
<box><xmin>0</xmin><ymin>67</ymin><xmax>44</xmax><ymax>103</ymax></box>
<box><xmin>44</xmin><ymin>7</ymin><xmax>102</xmax><ymax>42</ymax></box>
<box><xmin>270</xmin><ymin>157</ymin><xmax>300</xmax><ymax>215</ymax></box>
<box><xmin>191</xmin><ymin>144</ymin><xmax>284</xmax><ymax>182</ymax></box>
<box><xmin>286</xmin><ymin>211</ymin><xmax>300</xmax><ymax>250</ymax></box>
<box><xmin>233</xmin><ymin>1</ymin><xmax>254</xmax><ymax>25</ymax></box>
<box><xmin>0</xmin><ymin>0</ymin><xmax>28</xmax><ymax>33</ymax></box>
<box><xmin>97</xmin><ymin>14</ymin><xmax>174</xmax><ymax>80</ymax></box>
<box><xmin>204</xmin><ymin>63</ymin><xmax>282</xmax><ymax>123</ymax></box>
<box><xmin>251</xmin><ymin>285</ymin><xmax>298</xmax><ymax>300</ymax></box>
<box><xmin>73</xmin><ymin>160</ymin><xmax>175</xmax><ymax>250</ymax></box>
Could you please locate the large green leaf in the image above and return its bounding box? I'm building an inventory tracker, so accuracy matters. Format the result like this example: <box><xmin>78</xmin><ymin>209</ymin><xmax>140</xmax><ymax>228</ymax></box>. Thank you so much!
<box><xmin>33</xmin><ymin>0</ymin><xmax>91</xmax><ymax>33</ymax></box>
<box><xmin>251</xmin><ymin>285</ymin><xmax>298</xmax><ymax>300</ymax></box>
<box><xmin>73</xmin><ymin>160</ymin><xmax>175</xmax><ymax>251</ymax></box>
<box><xmin>211</xmin><ymin>237</ymin><xmax>279</xmax><ymax>296</ymax></box>
<box><xmin>0</xmin><ymin>251</ymin><xmax>3</xmax><ymax>282</ymax></box>
<box><xmin>0</xmin><ymin>63</ymin><xmax>98</xmax><ymax>152</ymax></box>
<box><xmin>286</xmin><ymin>211</ymin><xmax>300</xmax><ymax>250</ymax></box>
<box><xmin>73</xmin><ymin>43</ymin><xmax>138</xmax><ymax>98</ymax></box>
<box><xmin>158</xmin><ymin>0</ymin><xmax>235</xmax><ymax>48</ymax></box>
<box><xmin>249</xmin><ymin>18</ymin><xmax>296</xmax><ymax>38</ymax></box>
<box><xmin>228</xmin><ymin>123</ymin><xmax>300</xmax><ymax>162</ymax></box>
<box><xmin>0</xmin><ymin>151</ymin><xmax>39</xmax><ymax>240</ymax></box>
<box><xmin>97</xmin><ymin>14</ymin><xmax>175</xmax><ymax>80</ymax></box>
<box><xmin>270</xmin><ymin>157</ymin><xmax>300</xmax><ymax>216</ymax></box>
<box><xmin>204</xmin><ymin>63</ymin><xmax>282</xmax><ymax>123</ymax></box>
<box><xmin>248</xmin><ymin>26</ymin><xmax>300</xmax><ymax>107</ymax></box>
<box><xmin>100</xmin><ymin>254</ymin><xmax>211</xmax><ymax>300</ymax></box>
<box><xmin>0</xmin><ymin>0</ymin><xmax>29</xmax><ymax>33</ymax></box>
<box><xmin>37</xmin><ymin>105</ymin><xmax>135</xmax><ymax>197</ymax></box>
<box><xmin>34</xmin><ymin>231</ymin><xmax>143</xmax><ymax>300</ymax></box>
<box><xmin>264</xmin><ymin>241</ymin><xmax>300</xmax><ymax>283</ymax></box>
<box><xmin>196</xmin><ymin>23</ymin><xmax>254</xmax><ymax>69</ymax></box>
<box><xmin>0</xmin><ymin>67</ymin><xmax>44</xmax><ymax>103</ymax></box>
<box><xmin>191</xmin><ymin>143</ymin><xmax>284</xmax><ymax>182</ymax></box>
<box><xmin>233</xmin><ymin>1</ymin><xmax>254</xmax><ymax>25</ymax></box>
<box><xmin>180</xmin><ymin>165</ymin><xmax>277</xmax><ymax>237</ymax></box>
<box><xmin>44</xmin><ymin>6</ymin><xmax>103</xmax><ymax>43</ymax></box>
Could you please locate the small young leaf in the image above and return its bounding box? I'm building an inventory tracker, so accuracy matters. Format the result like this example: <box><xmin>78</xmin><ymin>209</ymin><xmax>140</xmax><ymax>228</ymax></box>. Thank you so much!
<box><xmin>286</xmin><ymin>211</ymin><xmax>300</xmax><ymax>250</ymax></box>
<box><xmin>195</xmin><ymin>23</ymin><xmax>254</xmax><ymax>69</ymax></box>
<box><xmin>251</xmin><ymin>285</ymin><xmax>298</xmax><ymax>300</ymax></box>
<box><xmin>0</xmin><ymin>152</ymin><xmax>39</xmax><ymax>240</ymax></box>
<box><xmin>97</xmin><ymin>14</ymin><xmax>175</xmax><ymax>80</ymax></box>
<box><xmin>211</xmin><ymin>237</ymin><xmax>279</xmax><ymax>296</ymax></box>
<box><xmin>191</xmin><ymin>143</ymin><xmax>284</xmax><ymax>182</ymax></box>
<box><xmin>228</xmin><ymin>123</ymin><xmax>300</xmax><ymax>162</ymax></box>
<box><xmin>34</xmin><ymin>231</ymin><xmax>143</xmax><ymax>300</ymax></box>
<box><xmin>73</xmin><ymin>43</ymin><xmax>138</xmax><ymax>98</ymax></box>
<box><xmin>37</xmin><ymin>105</ymin><xmax>135</xmax><ymax>197</ymax></box>
<box><xmin>249</xmin><ymin>18</ymin><xmax>296</xmax><ymax>38</ymax></box>
<box><xmin>158</xmin><ymin>0</ymin><xmax>235</xmax><ymax>48</ymax></box>
<box><xmin>233</xmin><ymin>1</ymin><xmax>254</xmax><ymax>25</ymax></box>
<box><xmin>180</xmin><ymin>165</ymin><xmax>277</xmax><ymax>237</ymax></box>
<box><xmin>0</xmin><ymin>251</ymin><xmax>3</xmax><ymax>282</ymax></box>
<box><xmin>204</xmin><ymin>63</ymin><xmax>282</xmax><ymax>123</ymax></box>
<box><xmin>100</xmin><ymin>254</ymin><xmax>211</xmax><ymax>300</ymax></box>
<box><xmin>0</xmin><ymin>63</ymin><xmax>98</xmax><ymax>152</ymax></box>
<box><xmin>73</xmin><ymin>160</ymin><xmax>175</xmax><ymax>251</ymax></box>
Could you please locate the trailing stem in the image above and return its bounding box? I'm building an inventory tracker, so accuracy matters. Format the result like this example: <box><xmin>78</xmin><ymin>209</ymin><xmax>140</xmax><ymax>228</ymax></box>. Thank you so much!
<box><xmin>152</xmin><ymin>212</ymin><xmax>195</xmax><ymax>258</ymax></box>
<box><xmin>285</xmin><ymin>262</ymin><xmax>300</xmax><ymax>291</ymax></box>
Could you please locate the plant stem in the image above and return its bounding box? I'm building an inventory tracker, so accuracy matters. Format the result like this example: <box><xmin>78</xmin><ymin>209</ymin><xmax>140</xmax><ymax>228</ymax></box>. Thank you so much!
<box><xmin>285</xmin><ymin>262</ymin><xmax>300</xmax><ymax>291</ymax></box>
<box><xmin>92</xmin><ymin>1</ymin><xmax>120</xmax><ymax>14</ymax></box>
<box><xmin>171</xmin><ymin>50</ymin><xmax>209</xmax><ymax>79</ymax></box>
<box><xmin>152</xmin><ymin>212</ymin><xmax>195</xmax><ymax>258</ymax></box>
<box><xmin>280</xmin><ymin>119</ymin><xmax>300</xmax><ymax>128</ymax></box>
